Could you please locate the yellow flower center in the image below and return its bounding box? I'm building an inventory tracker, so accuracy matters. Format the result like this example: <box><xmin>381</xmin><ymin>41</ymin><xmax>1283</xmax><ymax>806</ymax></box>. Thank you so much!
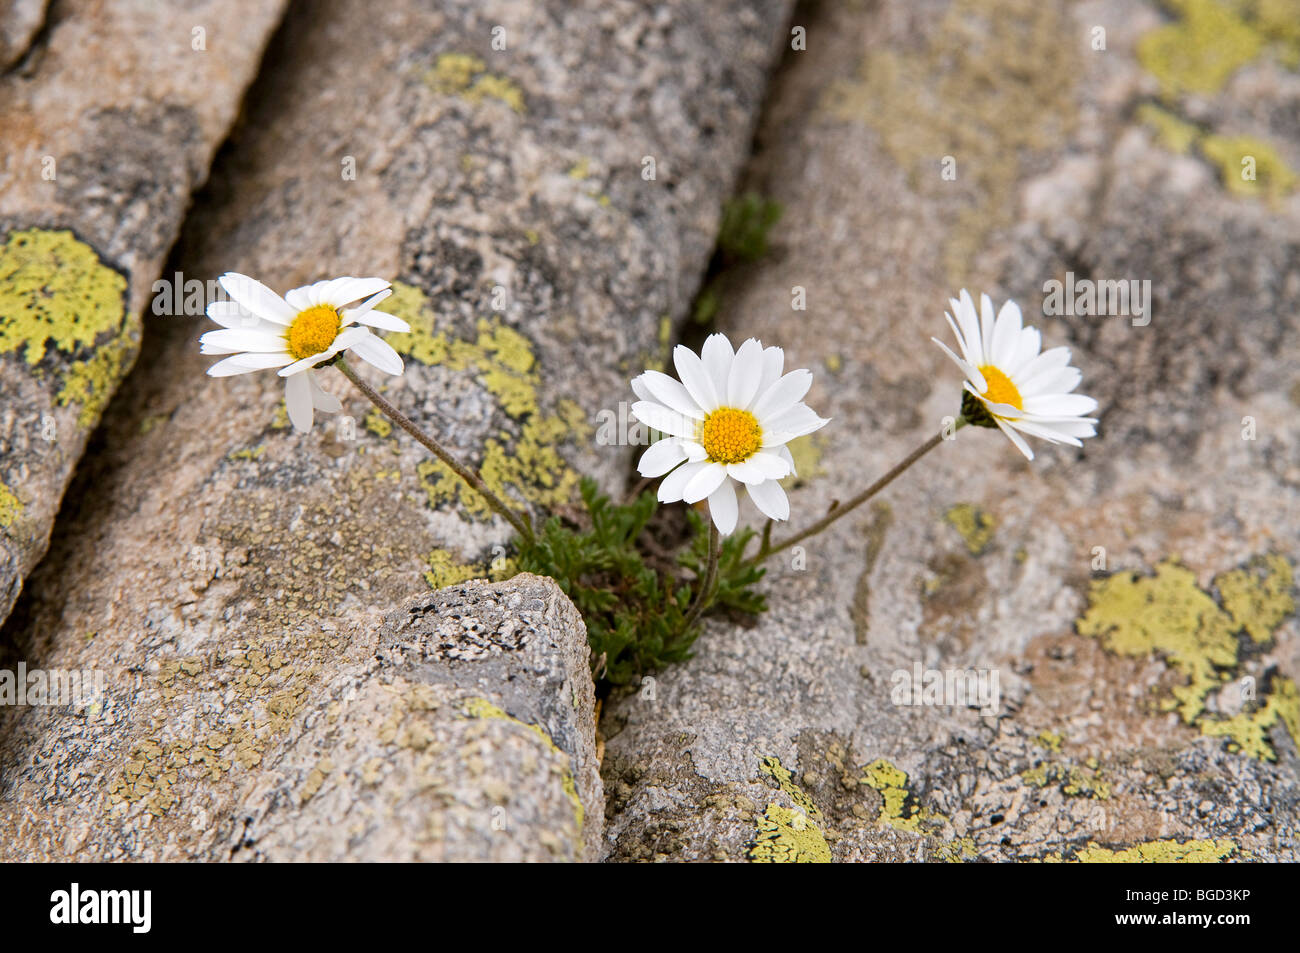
<box><xmin>977</xmin><ymin>364</ymin><xmax>1023</xmax><ymax>411</ymax></box>
<box><xmin>698</xmin><ymin>407</ymin><xmax>762</xmax><ymax>464</ymax></box>
<box><xmin>285</xmin><ymin>305</ymin><xmax>341</xmax><ymax>361</ymax></box>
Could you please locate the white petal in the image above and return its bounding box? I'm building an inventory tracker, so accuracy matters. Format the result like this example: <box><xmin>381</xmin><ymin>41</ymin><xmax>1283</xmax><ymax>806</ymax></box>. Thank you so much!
<box><xmin>681</xmin><ymin>440</ymin><xmax>708</xmax><ymax>462</ymax></box>
<box><xmin>303</xmin><ymin>277</ymin><xmax>348</xmax><ymax>307</ymax></box>
<box><xmin>637</xmin><ymin>370</ymin><xmax>705</xmax><ymax>420</ymax></box>
<box><xmin>727</xmin><ymin>451</ymin><xmax>790</xmax><ymax>484</ymax></box>
<box><xmin>1022</xmin><ymin>393</ymin><xmax>1097</xmax><ymax>417</ymax></box>
<box><xmin>659</xmin><ymin>461</ymin><xmax>707</xmax><ymax>503</ymax></box>
<box><xmin>1020</xmin><ymin>364</ymin><xmax>1080</xmax><ymax>398</ymax></box>
<box><xmin>344</xmin><ymin>292</ymin><xmax>408</xmax><ymax>332</ymax></box>
<box><xmin>284</xmin><ymin>287</ymin><xmax>313</xmax><ymax>312</ymax></box>
<box><xmin>757</xmin><ymin>345</ymin><xmax>785</xmax><ymax>394</ymax></box>
<box><xmin>207</xmin><ymin>353</ymin><xmax>294</xmax><ymax>377</ymax></box>
<box><xmin>763</xmin><ymin>402</ymin><xmax>829</xmax><ymax>437</ymax></box>
<box><xmin>674</xmin><ymin>344</ymin><xmax>720</xmax><ymax>412</ymax></box>
<box><xmin>727</xmin><ymin>338</ymin><xmax>765</xmax><ymax>408</ymax></box>
<box><xmin>284</xmin><ymin>372</ymin><xmax>314</xmax><ymax>432</ymax></box>
<box><xmin>752</xmin><ymin>369</ymin><xmax>813</xmax><ymax>420</ymax></box>
<box><xmin>199</xmin><ymin>328</ymin><xmax>288</xmax><ymax>353</ymax></box>
<box><xmin>932</xmin><ymin>337</ymin><xmax>987</xmax><ymax>392</ymax></box>
<box><xmin>964</xmin><ymin>381</ymin><xmax>1023</xmax><ymax>419</ymax></box>
<box><xmin>1012</xmin><ymin>418</ymin><xmax>1083</xmax><ymax>446</ymax></box>
<box><xmin>682</xmin><ymin>462</ymin><xmax>727</xmax><ymax>504</ymax></box>
<box><xmin>776</xmin><ymin>444</ymin><xmax>796</xmax><ymax>476</ymax></box>
<box><xmin>349</xmin><ymin>331</ymin><xmax>405</xmax><ymax>376</ymax></box>
<box><xmin>747</xmin><ymin>479</ymin><xmax>790</xmax><ymax>521</ymax></box>
<box><xmin>309</xmin><ymin>372</ymin><xmax>342</xmax><ymax>413</ymax></box>
<box><xmin>219</xmin><ymin>273</ymin><xmax>295</xmax><ymax>326</ymax></box>
<box><xmin>1016</xmin><ymin>346</ymin><xmax>1073</xmax><ymax>390</ymax></box>
<box><xmin>1030</xmin><ymin>417</ymin><xmax>1096</xmax><ymax>438</ymax></box>
<box><xmin>206</xmin><ymin>299</ymin><xmax>264</xmax><ymax>329</ymax></box>
<box><xmin>279</xmin><ymin>352</ymin><xmax>331</xmax><ymax>378</ymax></box>
<box><xmin>638</xmin><ymin>438</ymin><xmax>687</xmax><ymax>478</ymax></box>
<box><xmin>990</xmin><ymin>299</ymin><xmax>1022</xmax><ymax>367</ymax></box>
<box><xmin>954</xmin><ymin>290</ymin><xmax>983</xmax><ymax>365</ymax></box>
<box><xmin>631</xmin><ymin>375</ymin><xmax>653</xmax><ymax>402</ymax></box>
<box><xmin>943</xmin><ymin>310</ymin><xmax>974</xmax><ymax>365</ymax></box>
<box><xmin>631</xmin><ymin>400</ymin><xmax>696</xmax><ymax>439</ymax></box>
<box><xmin>318</xmin><ymin>277</ymin><xmax>391</xmax><ymax>309</ymax></box>
<box><xmin>979</xmin><ymin>293</ymin><xmax>996</xmax><ymax>352</ymax></box>
<box><xmin>707</xmin><ymin>478</ymin><xmax>738</xmax><ymax>536</ymax></box>
<box><xmin>700</xmin><ymin>334</ymin><xmax>735</xmax><ymax>395</ymax></box>
<box><xmin>996</xmin><ymin>418</ymin><xmax>1034</xmax><ymax>460</ymax></box>
<box><xmin>1005</xmin><ymin>324</ymin><xmax>1041</xmax><ymax>377</ymax></box>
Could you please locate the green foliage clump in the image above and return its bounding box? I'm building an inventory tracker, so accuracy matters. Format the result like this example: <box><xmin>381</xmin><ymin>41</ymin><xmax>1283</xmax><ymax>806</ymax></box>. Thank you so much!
<box><xmin>515</xmin><ymin>478</ymin><xmax>764</xmax><ymax>687</ymax></box>
<box><xmin>691</xmin><ymin>193</ymin><xmax>784</xmax><ymax>325</ymax></box>
<box><xmin>679</xmin><ymin>510</ymin><xmax>767</xmax><ymax>617</ymax></box>
<box><xmin>717</xmin><ymin>193</ymin><xmax>784</xmax><ymax>263</ymax></box>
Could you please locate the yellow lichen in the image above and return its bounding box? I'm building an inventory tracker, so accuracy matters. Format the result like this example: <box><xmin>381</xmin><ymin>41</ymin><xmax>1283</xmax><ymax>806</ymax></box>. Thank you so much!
<box><xmin>823</xmin><ymin>0</ymin><xmax>1074</xmax><ymax>282</ymax></box>
<box><xmin>1079</xmin><ymin>556</ymin><xmax>1298</xmax><ymax>759</ymax></box>
<box><xmin>748</xmin><ymin>803</ymin><xmax>832</xmax><ymax>863</ymax></box>
<box><xmin>1217</xmin><ymin>553</ymin><xmax>1294</xmax><ymax>642</ymax></box>
<box><xmin>462</xmin><ymin>697</ymin><xmax>584</xmax><ymax>833</ymax></box>
<box><xmin>858</xmin><ymin>758</ymin><xmax>976</xmax><ymax>860</ymax></box>
<box><xmin>57</xmin><ymin>332</ymin><xmax>133</xmax><ymax>428</ymax></box>
<box><xmin>227</xmin><ymin>444</ymin><xmax>266</xmax><ymax>462</ymax></box>
<box><xmin>1077</xmin><ymin>560</ymin><xmax>1239</xmax><ymax>724</ymax></box>
<box><xmin>0</xmin><ymin>228</ymin><xmax>127</xmax><ymax>366</ymax></box>
<box><xmin>1200</xmin><ymin>677</ymin><xmax>1300</xmax><ymax>761</ymax></box>
<box><xmin>945</xmin><ymin>503</ymin><xmax>996</xmax><ymax>556</ymax></box>
<box><xmin>383</xmin><ymin>282</ymin><xmax>586</xmax><ymax>521</ymax></box>
<box><xmin>862</xmin><ymin>758</ymin><xmax>922</xmax><ymax>832</ymax></box>
<box><xmin>0</xmin><ymin>480</ymin><xmax>23</xmax><ymax>530</ymax></box>
<box><xmin>1136</xmin><ymin>4</ymin><xmax>1300</xmax><ymax>200</ymax></box>
<box><xmin>0</xmin><ymin>228</ymin><xmax>132</xmax><ymax>429</ymax></box>
<box><xmin>1138</xmin><ymin>0</ymin><xmax>1263</xmax><ymax>96</ymax></box>
<box><xmin>1200</xmin><ymin>133</ymin><xmax>1299</xmax><ymax>199</ymax></box>
<box><xmin>1075</xmin><ymin>837</ymin><xmax>1237</xmax><ymax>863</ymax></box>
<box><xmin>1138</xmin><ymin>103</ymin><xmax>1202</xmax><ymax>155</ymax></box>
<box><xmin>424</xmin><ymin>548</ymin><xmax>486</xmax><ymax>590</ymax></box>
<box><xmin>425</xmin><ymin>53</ymin><xmax>525</xmax><ymax>113</ymax></box>
<box><xmin>1021</xmin><ymin>760</ymin><xmax>1111</xmax><ymax>800</ymax></box>
<box><xmin>759</xmin><ymin>756</ymin><xmax>822</xmax><ymax>821</ymax></box>
<box><xmin>364</xmin><ymin>406</ymin><xmax>393</xmax><ymax>438</ymax></box>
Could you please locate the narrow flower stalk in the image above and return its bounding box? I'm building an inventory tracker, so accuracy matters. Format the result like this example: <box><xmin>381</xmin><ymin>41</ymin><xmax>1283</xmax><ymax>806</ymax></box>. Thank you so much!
<box><xmin>682</xmin><ymin>520</ymin><xmax>721</xmax><ymax>632</ymax></box>
<box><xmin>333</xmin><ymin>355</ymin><xmax>535</xmax><ymax>544</ymax></box>
<box><xmin>743</xmin><ymin>426</ymin><xmax>952</xmax><ymax>568</ymax></box>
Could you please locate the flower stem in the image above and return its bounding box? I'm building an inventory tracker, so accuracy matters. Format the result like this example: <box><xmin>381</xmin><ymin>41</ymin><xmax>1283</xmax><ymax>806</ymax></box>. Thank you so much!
<box><xmin>333</xmin><ymin>356</ymin><xmax>535</xmax><ymax>543</ymax></box>
<box><xmin>682</xmin><ymin>520</ymin><xmax>720</xmax><ymax>632</ymax></box>
<box><xmin>744</xmin><ymin>423</ymin><xmax>958</xmax><ymax>568</ymax></box>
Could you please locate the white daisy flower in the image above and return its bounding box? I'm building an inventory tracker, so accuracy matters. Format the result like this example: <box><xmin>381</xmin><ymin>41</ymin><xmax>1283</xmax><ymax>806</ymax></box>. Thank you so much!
<box><xmin>932</xmin><ymin>289</ymin><xmax>1098</xmax><ymax>460</ymax></box>
<box><xmin>200</xmin><ymin>272</ymin><xmax>411</xmax><ymax>432</ymax></box>
<box><xmin>630</xmin><ymin>333</ymin><xmax>829</xmax><ymax>535</ymax></box>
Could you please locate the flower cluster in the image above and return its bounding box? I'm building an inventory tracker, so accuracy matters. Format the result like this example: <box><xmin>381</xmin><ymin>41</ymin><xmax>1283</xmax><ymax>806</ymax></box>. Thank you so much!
<box><xmin>199</xmin><ymin>276</ymin><xmax>1097</xmax><ymax>680</ymax></box>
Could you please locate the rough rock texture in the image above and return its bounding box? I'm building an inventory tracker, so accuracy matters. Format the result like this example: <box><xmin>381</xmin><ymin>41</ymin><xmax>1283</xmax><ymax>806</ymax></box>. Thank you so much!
<box><xmin>0</xmin><ymin>574</ymin><xmax>602</xmax><ymax>861</ymax></box>
<box><xmin>602</xmin><ymin>0</ymin><xmax>1300</xmax><ymax>862</ymax></box>
<box><xmin>0</xmin><ymin>0</ymin><xmax>792</xmax><ymax>859</ymax></box>
<box><xmin>0</xmin><ymin>0</ymin><xmax>288</xmax><ymax>621</ymax></box>
<box><xmin>0</xmin><ymin>0</ymin><xmax>47</xmax><ymax>71</ymax></box>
